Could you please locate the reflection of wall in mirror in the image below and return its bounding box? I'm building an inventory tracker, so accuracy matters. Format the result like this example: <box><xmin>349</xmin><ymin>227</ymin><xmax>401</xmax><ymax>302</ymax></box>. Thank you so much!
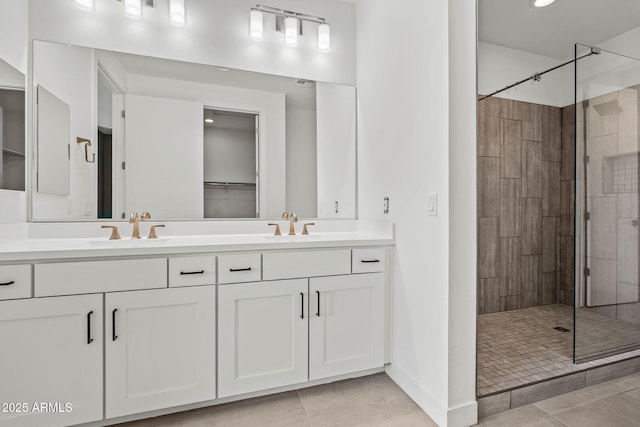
<box><xmin>32</xmin><ymin>41</ymin><xmax>96</xmax><ymax>220</ymax></box>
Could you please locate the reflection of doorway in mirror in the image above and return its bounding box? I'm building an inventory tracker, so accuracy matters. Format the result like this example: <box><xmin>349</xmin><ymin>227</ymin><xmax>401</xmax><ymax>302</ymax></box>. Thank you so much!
<box><xmin>203</xmin><ymin>108</ymin><xmax>258</xmax><ymax>218</ymax></box>
<box><xmin>97</xmin><ymin>65</ymin><xmax>124</xmax><ymax>219</ymax></box>
<box><xmin>0</xmin><ymin>88</ymin><xmax>26</xmax><ymax>192</ymax></box>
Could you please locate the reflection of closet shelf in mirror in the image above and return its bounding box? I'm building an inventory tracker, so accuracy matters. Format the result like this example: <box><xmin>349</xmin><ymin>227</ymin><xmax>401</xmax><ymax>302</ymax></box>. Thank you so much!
<box><xmin>204</xmin><ymin>181</ymin><xmax>256</xmax><ymax>189</ymax></box>
<box><xmin>2</xmin><ymin>148</ymin><xmax>25</xmax><ymax>158</ymax></box>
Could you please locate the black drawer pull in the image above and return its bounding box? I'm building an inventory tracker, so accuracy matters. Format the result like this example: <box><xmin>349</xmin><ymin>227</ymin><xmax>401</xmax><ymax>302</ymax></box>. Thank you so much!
<box><xmin>361</xmin><ymin>259</ymin><xmax>381</xmax><ymax>263</ymax></box>
<box><xmin>87</xmin><ymin>311</ymin><xmax>94</xmax><ymax>344</ymax></box>
<box><xmin>300</xmin><ymin>292</ymin><xmax>304</xmax><ymax>319</ymax></box>
<box><xmin>0</xmin><ymin>281</ymin><xmax>15</xmax><ymax>286</ymax></box>
<box><xmin>180</xmin><ymin>270</ymin><xmax>205</xmax><ymax>275</ymax></box>
<box><xmin>316</xmin><ymin>290</ymin><xmax>321</xmax><ymax>317</ymax></box>
<box><xmin>230</xmin><ymin>267</ymin><xmax>252</xmax><ymax>272</ymax></box>
<box><xmin>112</xmin><ymin>309</ymin><xmax>118</xmax><ymax>341</ymax></box>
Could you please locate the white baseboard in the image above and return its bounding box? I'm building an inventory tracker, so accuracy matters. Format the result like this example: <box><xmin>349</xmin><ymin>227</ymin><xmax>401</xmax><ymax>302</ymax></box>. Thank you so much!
<box><xmin>385</xmin><ymin>364</ymin><xmax>477</xmax><ymax>427</ymax></box>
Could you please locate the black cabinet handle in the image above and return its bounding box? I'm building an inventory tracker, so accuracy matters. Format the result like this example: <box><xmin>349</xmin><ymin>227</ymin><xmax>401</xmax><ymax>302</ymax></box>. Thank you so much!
<box><xmin>180</xmin><ymin>270</ymin><xmax>205</xmax><ymax>275</ymax></box>
<box><xmin>230</xmin><ymin>267</ymin><xmax>252</xmax><ymax>272</ymax></box>
<box><xmin>361</xmin><ymin>259</ymin><xmax>381</xmax><ymax>263</ymax></box>
<box><xmin>0</xmin><ymin>281</ymin><xmax>15</xmax><ymax>286</ymax></box>
<box><xmin>112</xmin><ymin>309</ymin><xmax>118</xmax><ymax>341</ymax></box>
<box><xmin>300</xmin><ymin>293</ymin><xmax>304</xmax><ymax>319</ymax></box>
<box><xmin>87</xmin><ymin>311</ymin><xmax>94</xmax><ymax>344</ymax></box>
<box><xmin>316</xmin><ymin>290</ymin><xmax>321</xmax><ymax>317</ymax></box>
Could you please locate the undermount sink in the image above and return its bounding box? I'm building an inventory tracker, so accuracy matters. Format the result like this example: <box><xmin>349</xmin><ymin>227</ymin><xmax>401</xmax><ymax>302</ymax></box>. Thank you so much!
<box><xmin>88</xmin><ymin>238</ymin><xmax>171</xmax><ymax>248</ymax></box>
<box><xmin>263</xmin><ymin>234</ymin><xmax>324</xmax><ymax>242</ymax></box>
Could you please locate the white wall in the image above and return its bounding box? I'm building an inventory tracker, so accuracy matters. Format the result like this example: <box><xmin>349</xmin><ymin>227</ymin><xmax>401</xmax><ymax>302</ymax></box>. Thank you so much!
<box><xmin>286</xmin><ymin>107</ymin><xmax>317</xmax><ymax>218</ymax></box>
<box><xmin>32</xmin><ymin>42</ymin><xmax>97</xmax><ymax>220</ymax></box>
<box><xmin>204</xmin><ymin>127</ymin><xmax>256</xmax><ymax>184</ymax></box>
<box><xmin>357</xmin><ymin>0</ymin><xmax>477</xmax><ymax>426</ymax></box>
<box><xmin>29</xmin><ymin>0</ymin><xmax>356</xmax><ymax>86</ymax></box>
<box><xmin>316</xmin><ymin>82</ymin><xmax>356</xmax><ymax>219</ymax></box>
<box><xmin>478</xmin><ymin>42</ymin><xmax>572</xmax><ymax>107</ymax></box>
<box><xmin>0</xmin><ymin>0</ymin><xmax>28</xmax><ymax>74</ymax></box>
<box><xmin>447</xmin><ymin>0</ymin><xmax>478</xmax><ymax>425</ymax></box>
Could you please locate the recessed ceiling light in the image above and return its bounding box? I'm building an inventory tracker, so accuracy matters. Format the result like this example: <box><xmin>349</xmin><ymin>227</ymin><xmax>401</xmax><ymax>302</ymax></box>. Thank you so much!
<box><xmin>532</xmin><ymin>0</ymin><xmax>556</xmax><ymax>7</ymax></box>
<box><xmin>216</xmin><ymin>67</ymin><xmax>230</xmax><ymax>72</ymax></box>
<box><xmin>204</xmin><ymin>118</ymin><xmax>214</xmax><ymax>123</ymax></box>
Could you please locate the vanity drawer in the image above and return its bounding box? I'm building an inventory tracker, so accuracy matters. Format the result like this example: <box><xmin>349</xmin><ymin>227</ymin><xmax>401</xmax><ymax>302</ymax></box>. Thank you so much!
<box><xmin>35</xmin><ymin>258</ymin><xmax>167</xmax><ymax>297</ymax></box>
<box><xmin>352</xmin><ymin>248</ymin><xmax>386</xmax><ymax>274</ymax></box>
<box><xmin>218</xmin><ymin>254</ymin><xmax>261</xmax><ymax>284</ymax></box>
<box><xmin>169</xmin><ymin>256</ymin><xmax>217</xmax><ymax>287</ymax></box>
<box><xmin>0</xmin><ymin>265</ymin><xmax>31</xmax><ymax>300</ymax></box>
<box><xmin>263</xmin><ymin>250</ymin><xmax>351</xmax><ymax>280</ymax></box>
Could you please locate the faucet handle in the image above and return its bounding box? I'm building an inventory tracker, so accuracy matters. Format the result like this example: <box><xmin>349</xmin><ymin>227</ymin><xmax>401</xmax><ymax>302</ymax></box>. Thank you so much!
<box><xmin>140</xmin><ymin>212</ymin><xmax>151</xmax><ymax>221</ymax></box>
<box><xmin>302</xmin><ymin>223</ymin><xmax>315</xmax><ymax>235</ymax></box>
<box><xmin>281</xmin><ymin>211</ymin><xmax>289</xmax><ymax>219</ymax></box>
<box><xmin>148</xmin><ymin>224</ymin><xmax>165</xmax><ymax>239</ymax></box>
<box><xmin>267</xmin><ymin>223</ymin><xmax>282</xmax><ymax>236</ymax></box>
<box><xmin>101</xmin><ymin>225</ymin><xmax>122</xmax><ymax>240</ymax></box>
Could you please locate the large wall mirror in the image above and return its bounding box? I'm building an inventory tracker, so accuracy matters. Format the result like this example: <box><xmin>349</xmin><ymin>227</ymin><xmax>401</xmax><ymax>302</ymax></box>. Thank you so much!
<box><xmin>30</xmin><ymin>40</ymin><xmax>356</xmax><ymax>222</ymax></box>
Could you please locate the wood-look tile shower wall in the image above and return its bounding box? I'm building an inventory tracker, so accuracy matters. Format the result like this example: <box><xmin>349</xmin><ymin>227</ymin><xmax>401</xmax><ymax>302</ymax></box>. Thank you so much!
<box><xmin>477</xmin><ymin>97</ymin><xmax>574</xmax><ymax>314</ymax></box>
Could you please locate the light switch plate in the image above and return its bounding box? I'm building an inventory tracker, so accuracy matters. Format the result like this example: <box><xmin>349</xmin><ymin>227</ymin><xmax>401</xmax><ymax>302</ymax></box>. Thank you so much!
<box><xmin>427</xmin><ymin>194</ymin><xmax>437</xmax><ymax>216</ymax></box>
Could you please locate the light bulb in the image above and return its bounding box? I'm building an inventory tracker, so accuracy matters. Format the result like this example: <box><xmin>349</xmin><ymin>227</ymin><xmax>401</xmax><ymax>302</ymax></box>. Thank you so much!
<box><xmin>249</xmin><ymin>10</ymin><xmax>264</xmax><ymax>41</ymax></box>
<box><xmin>318</xmin><ymin>23</ymin><xmax>331</xmax><ymax>53</ymax></box>
<box><xmin>72</xmin><ymin>0</ymin><xmax>95</xmax><ymax>11</ymax></box>
<box><xmin>284</xmin><ymin>17</ymin><xmax>299</xmax><ymax>47</ymax></box>
<box><xmin>170</xmin><ymin>0</ymin><xmax>186</xmax><ymax>26</ymax></box>
<box><xmin>124</xmin><ymin>0</ymin><xmax>142</xmax><ymax>19</ymax></box>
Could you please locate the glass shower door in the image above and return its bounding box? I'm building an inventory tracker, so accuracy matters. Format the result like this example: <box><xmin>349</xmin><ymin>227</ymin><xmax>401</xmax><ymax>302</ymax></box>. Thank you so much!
<box><xmin>575</xmin><ymin>43</ymin><xmax>640</xmax><ymax>362</ymax></box>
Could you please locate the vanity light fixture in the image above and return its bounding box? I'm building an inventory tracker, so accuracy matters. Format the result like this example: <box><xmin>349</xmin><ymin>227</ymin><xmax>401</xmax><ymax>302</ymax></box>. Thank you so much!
<box><xmin>123</xmin><ymin>0</ymin><xmax>143</xmax><ymax>19</ymax></box>
<box><xmin>169</xmin><ymin>0</ymin><xmax>186</xmax><ymax>27</ymax></box>
<box><xmin>532</xmin><ymin>0</ymin><xmax>556</xmax><ymax>7</ymax></box>
<box><xmin>250</xmin><ymin>5</ymin><xmax>331</xmax><ymax>53</ymax></box>
<box><xmin>73</xmin><ymin>0</ymin><xmax>95</xmax><ymax>12</ymax></box>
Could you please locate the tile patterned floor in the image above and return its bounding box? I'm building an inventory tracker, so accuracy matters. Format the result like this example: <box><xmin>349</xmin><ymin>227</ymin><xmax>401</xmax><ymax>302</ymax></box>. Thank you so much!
<box><xmin>117</xmin><ymin>373</ymin><xmax>437</xmax><ymax>427</ymax></box>
<box><xmin>477</xmin><ymin>371</ymin><xmax>640</xmax><ymax>426</ymax></box>
<box><xmin>478</xmin><ymin>304</ymin><xmax>640</xmax><ymax>397</ymax></box>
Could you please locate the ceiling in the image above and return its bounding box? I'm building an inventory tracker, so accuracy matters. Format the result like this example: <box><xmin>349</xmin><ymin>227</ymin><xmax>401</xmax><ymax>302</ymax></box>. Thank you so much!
<box><xmin>479</xmin><ymin>0</ymin><xmax>640</xmax><ymax>59</ymax></box>
<box><xmin>115</xmin><ymin>52</ymin><xmax>316</xmax><ymax>109</ymax></box>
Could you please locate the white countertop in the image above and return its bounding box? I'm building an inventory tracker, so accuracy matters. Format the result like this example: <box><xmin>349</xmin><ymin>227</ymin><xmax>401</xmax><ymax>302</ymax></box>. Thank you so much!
<box><xmin>0</xmin><ymin>230</ymin><xmax>394</xmax><ymax>263</ymax></box>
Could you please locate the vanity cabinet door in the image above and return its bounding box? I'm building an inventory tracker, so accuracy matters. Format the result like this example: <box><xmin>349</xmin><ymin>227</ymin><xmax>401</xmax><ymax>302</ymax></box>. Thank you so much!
<box><xmin>218</xmin><ymin>279</ymin><xmax>308</xmax><ymax>398</ymax></box>
<box><xmin>105</xmin><ymin>286</ymin><xmax>216</xmax><ymax>419</ymax></box>
<box><xmin>0</xmin><ymin>294</ymin><xmax>103</xmax><ymax>427</ymax></box>
<box><xmin>309</xmin><ymin>273</ymin><xmax>384</xmax><ymax>381</ymax></box>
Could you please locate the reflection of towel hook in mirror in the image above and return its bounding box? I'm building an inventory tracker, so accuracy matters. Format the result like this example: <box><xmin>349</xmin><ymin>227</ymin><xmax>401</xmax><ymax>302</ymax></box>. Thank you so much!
<box><xmin>76</xmin><ymin>137</ymin><xmax>96</xmax><ymax>163</ymax></box>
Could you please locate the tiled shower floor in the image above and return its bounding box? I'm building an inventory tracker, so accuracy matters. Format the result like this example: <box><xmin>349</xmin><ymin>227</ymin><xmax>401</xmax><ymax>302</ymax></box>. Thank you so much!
<box><xmin>477</xmin><ymin>304</ymin><xmax>640</xmax><ymax>397</ymax></box>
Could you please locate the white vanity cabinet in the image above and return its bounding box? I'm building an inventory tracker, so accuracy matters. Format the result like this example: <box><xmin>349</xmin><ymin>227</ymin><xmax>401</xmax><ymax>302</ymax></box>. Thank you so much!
<box><xmin>309</xmin><ymin>273</ymin><xmax>385</xmax><ymax>380</ymax></box>
<box><xmin>105</xmin><ymin>286</ymin><xmax>216</xmax><ymax>418</ymax></box>
<box><xmin>218</xmin><ymin>271</ymin><xmax>386</xmax><ymax>397</ymax></box>
<box><xmin>217</xmin><ymin>279</ymin><xmax>308</xmax><ymax>398</ymax></box>
<box><xmin>0</xmin><ymin>294</ymin><xmax>103</xmax><ymax>427</ymax></box>
<box><xmin>0</xmin><ymin>241</ymin><xmax>391</xmax><ymax>425</ymax></box>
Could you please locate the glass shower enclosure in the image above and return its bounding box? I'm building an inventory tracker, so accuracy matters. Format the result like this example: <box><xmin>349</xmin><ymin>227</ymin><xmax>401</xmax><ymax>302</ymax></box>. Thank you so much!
<box><xmin>575</xmin><ymin>43</ymin><xmax>640</xmax><ymax>362</ymax></box>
